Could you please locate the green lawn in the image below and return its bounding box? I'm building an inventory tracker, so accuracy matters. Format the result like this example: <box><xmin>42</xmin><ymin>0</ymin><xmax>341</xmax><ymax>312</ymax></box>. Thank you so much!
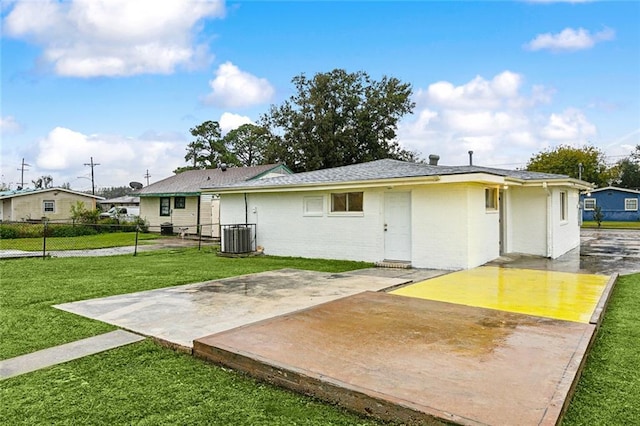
<box><xmin>582</xmin><ymin>221</ymin><xmax>640</xmax><ymax>229</ymax></box>
<box><xmin>1</xmin><ymin>250</ymin><xmax>638</xmax><ymax>425</ymax></box>
<box><xmin>0</xmin><ymin>232</ymin><xmax>161</xmax><ymax>251</ymax></box>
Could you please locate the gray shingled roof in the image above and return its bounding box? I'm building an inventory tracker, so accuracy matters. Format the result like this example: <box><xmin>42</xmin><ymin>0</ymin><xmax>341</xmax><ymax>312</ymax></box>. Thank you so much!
<box><xmin>209</xmin><ymin>159</ymin><xmax>574</xmax><ymax>190</ymax></box>
<box><xmin>137</xmin><ymin>164</ymin><xmax>288</xmax><ymax>196</ymax></box>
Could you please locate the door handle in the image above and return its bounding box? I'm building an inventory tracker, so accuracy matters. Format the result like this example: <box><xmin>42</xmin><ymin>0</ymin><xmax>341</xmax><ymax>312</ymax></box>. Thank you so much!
<box><xmin>384</xmin><ymin>223</ymin><xmax>388</xmax><ymax>232</ymax></box>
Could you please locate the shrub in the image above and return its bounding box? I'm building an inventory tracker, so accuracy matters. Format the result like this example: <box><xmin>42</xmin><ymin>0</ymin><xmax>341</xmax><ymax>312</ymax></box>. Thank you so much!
<box><xmin>0</xmin><ymin>225</ymin><xmax>20</xmax><ymax>239</ymax></box>
<box><xmin>47</xmin><ymin>225</ymin><xmax>99</xmax><ymax>238</ymax></box>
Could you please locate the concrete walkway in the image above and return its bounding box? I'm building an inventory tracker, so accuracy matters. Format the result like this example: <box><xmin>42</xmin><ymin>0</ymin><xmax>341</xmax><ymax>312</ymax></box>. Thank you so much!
<box><xmin>0</xmin><ymin>330</ymin><xmax>144</xmax><ymax>380</ymax></box>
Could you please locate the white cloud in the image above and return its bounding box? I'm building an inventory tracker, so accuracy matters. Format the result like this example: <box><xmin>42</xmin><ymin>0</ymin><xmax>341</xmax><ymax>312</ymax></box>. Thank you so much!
<box><xmin>219</xmin><ymin>112</ymin><xmax>253</xmax><ymax>134</ymax></box>
<box><xmin>398</xmin><ymin>71</ymin><xmax>599</xmax><ymax>167</ymax></box>
<box><xmin>30</xmin><ymin>127</ymin><xmax>187</xmax><ymax>189</ymax></box>
<box><xmin>540</xmin><ymin>108</ymin><xmax>597</xmax><ymax>141</ymax></box>
<box><xmin>419</xmin><ymin>71</ymin><xmax>522</xmax><ymax>110</ymax></box>
<box><xmin>204</xmin><ymin>62</ymin><xmax>275</xmax><ymax>108</ymax></box>
<box><xmin>2</xmin><ymin>0</ymin><xmax>225</xmax><ymax>77</ymax></box>
<box><xmin>525</xmin><ymin>27</ymin><xmax>615</xmax><ymax>52</ymax></box>
<box><xmin>0</xmin><ymin>115</ymin><xmax>23</xmax><ymax>134</ymax></box>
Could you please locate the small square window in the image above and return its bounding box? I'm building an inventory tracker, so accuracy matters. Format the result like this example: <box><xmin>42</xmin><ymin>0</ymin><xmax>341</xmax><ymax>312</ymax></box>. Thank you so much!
<box><xmin>43</xmin><ymin>200</ymin><xmax>55</xmax><ymax>213</ymax></box>
<box><xmin>485</xmin><ymin>188</ymin><xmax>497</xmax><ymax>210</ymax></box>
<box><xmin>584</xmin><ymin>198</ymin><xmax>596</xmax><ymax>210</ymax></box>
<box><xmin>625</xmin><ymin>198</ymin><xmax>638</xmax><ymax>211</ymax></box>
<box><xmin>174</xmin><ymin>197</ymin><xmax>186</xmax><ymax>209</ymax></box>
<box><xmin>303</xmin><ymin>196</ymin><xmax>324</xmax><ymax>216</ymax></box>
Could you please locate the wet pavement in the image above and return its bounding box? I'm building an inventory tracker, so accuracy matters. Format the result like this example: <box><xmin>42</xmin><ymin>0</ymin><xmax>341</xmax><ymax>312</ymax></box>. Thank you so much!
<box><xmin>487</xmin><ymin>229</ymin><xmax>640</xmax><ymax>276</ymax></box>
<box><xmin>194</xmin><ymin>291</ymin><xmax>596</xmax><ymax>426</ymax></box>
<box><xmin>35</xmin><ymin>229</ymin><xmax>638</xmax><ymax>425</ymax></box>
<box><xmin>55</xmin><ymin>268</ymin><xmax>444</xmax><ymax>349</ymax></box>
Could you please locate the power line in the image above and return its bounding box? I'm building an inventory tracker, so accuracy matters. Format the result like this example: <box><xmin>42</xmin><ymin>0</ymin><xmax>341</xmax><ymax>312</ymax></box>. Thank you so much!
<box><xmin>83</xmin><ymin>157</ymin><xmax>100</xmax><ymax>195</ymax></box>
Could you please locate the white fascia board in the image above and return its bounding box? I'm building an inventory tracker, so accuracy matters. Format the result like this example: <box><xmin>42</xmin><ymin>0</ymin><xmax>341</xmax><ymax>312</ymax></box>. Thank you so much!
<box><xmin>511</xmin><ymin>178</ymin><xmax>594</xmax><ymax>191</ymax></box>
<box><xmin>204</xmin><ymin>176</ymin><xmax>442</xmax><ymax>194</ymax></box>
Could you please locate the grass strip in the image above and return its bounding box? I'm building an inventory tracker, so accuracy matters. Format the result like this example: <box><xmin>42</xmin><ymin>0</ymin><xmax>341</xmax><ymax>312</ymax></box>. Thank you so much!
<box><xmin>581</xmin><ymin>221</ymin><xmax>640</xmax><ymax>229</ymax></box>
<box><xmin>0</xmin><ymin>232</ymin><xmax>161</xmax><ymax>251</ymax></box>
<box><xmin>562</xmin><ymin>273</ymin><xmax>640</xmax><ymax>424</ymax></box>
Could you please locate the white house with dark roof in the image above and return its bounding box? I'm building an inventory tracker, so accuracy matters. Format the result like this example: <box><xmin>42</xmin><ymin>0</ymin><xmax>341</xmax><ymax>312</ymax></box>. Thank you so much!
<box><xmin>137</xmin><ymin>164</ymin><xmax>291</xmax><ymax>236</ymax></box>
<box><xmin>206</xmin><ymin>159</ymin><xmax>593</xmax><ymax>270</ymax></box>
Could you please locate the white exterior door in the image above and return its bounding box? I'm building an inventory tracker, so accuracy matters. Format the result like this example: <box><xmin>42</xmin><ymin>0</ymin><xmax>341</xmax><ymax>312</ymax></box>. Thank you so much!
<box><xmin>384</xmin><ymin>192</ymin><xmax>411</xmax><ymax>261</ymax></box>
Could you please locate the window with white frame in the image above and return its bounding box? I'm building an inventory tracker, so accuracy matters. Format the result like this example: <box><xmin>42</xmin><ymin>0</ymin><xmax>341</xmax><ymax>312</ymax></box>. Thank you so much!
<box><xmin>560</xmin><ymin>191</ymin><xmax>568</xmax><ymax>221</ymax></box>
<box><xmin>583</xmin><ymin>198</ymin><xmax>596</xmax><ymax>210</ymax></box>
<box><xmin>303</xmin><ymin>196</ymin><xmax>324</xmax><ymax>216</ymax></box>
<box><xmin>43</xmin><ymin>200</ymin><xmax>55</xmax><ymax>213</ymax></box>
<box><xmin>485</xmin><ymin>188</ymin><xmax>498</xmax><ymax>211</ymax></box>
<box><xmin>625</xmin><ymin>198</ymin><xmax>638</xmax><ymax>211</ymax></box>
<box><xmin>331</xmin><ymin>192</ymin><xmax>363</xmax><ymax>213</ymax></box>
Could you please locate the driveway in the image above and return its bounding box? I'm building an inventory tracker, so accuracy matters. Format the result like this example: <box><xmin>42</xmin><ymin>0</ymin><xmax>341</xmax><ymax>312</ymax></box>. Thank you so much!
<box><xmin>488</xmin><ymin>228</ymin><xmax>640</xmax><ymax>276</ymax></box>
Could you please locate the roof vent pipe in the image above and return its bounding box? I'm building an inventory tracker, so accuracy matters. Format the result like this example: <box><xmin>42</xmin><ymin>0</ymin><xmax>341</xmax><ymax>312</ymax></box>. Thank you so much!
<box><xmin>468</xmin><ymin>151</ymin><xmax>474</xmax><ymax>166</ymax></box>
<box><xmin>428</xmin><ymin>154</ymin><xmax>440</xmax><ymax>166</ymax></box>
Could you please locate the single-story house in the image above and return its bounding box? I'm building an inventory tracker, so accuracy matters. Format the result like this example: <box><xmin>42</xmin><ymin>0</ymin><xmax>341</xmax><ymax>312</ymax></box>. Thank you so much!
<box><xmin>98</xmin><ymin>195</ymin><xmax>140</xmax><ymax>212</ymax></box>
<box><xmin>207</xmin><ymin>158</ymin><xmax>592</xmax><ymax>270</ymax></box>
<box><xmin>136</xmin><ymin>164</ymin><xmax>292</xmax><ymax>236</ymax></box>
<box><xmin>581</xmin><ymin>186</ymin><xmax>640</xmax><ymax>222</ymax></box>
<box><xmin>0</xmin><ymin>187</ymin><xmax>104</xmax><ymax>222</ymax></box>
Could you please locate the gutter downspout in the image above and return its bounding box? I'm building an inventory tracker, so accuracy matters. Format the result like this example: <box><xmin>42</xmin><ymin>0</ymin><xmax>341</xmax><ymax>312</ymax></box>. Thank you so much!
<box><xmin>543</xmin><ymin>182</ymin><xmax>553</xmax><ymax>258</ymax></box>
<box><xmin>244</xmin><ymin>193</ymin><xmax>248</xmax><ymax>224</ymax></box>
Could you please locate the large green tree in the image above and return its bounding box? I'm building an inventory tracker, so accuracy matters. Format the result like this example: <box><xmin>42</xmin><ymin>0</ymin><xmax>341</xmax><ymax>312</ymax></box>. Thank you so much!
<box><xmin>223</xmin><ymin>123</ymin><xmax>270</xmax><ymax>167</ymax></box>
<box><xmin>259</xmin><ymin>69</ymin><xmax>417</xmax><ymax>172</ymax></box>
<box><xmin>610</xmin><ymin>145</ymin><xmax>640</xmax><ymax>190</ymax></box>
<box><xmin>183</xmin><ymin>121</ymin><xmax>238</xmax><ymax>170</ymax></box>
<box><xmin>526</xmin><ymin>145</ymin><xmax>611</xmax><ymax>187</ymax></box>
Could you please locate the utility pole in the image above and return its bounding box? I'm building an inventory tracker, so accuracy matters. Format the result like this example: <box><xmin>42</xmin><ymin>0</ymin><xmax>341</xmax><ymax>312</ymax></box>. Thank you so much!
<box><xmin>17</xmin><ymin>158</ymin><xmax>31</xmax><ymax>189</ymax></box>
<box><xmin>83</xmin><ymin>157</ymin><xmax>100</xmax><ymax>195</ymax></box>
<box><xmin>144</xmin><ymin>169</ymin><xmax>151</xmax><ymax>186</ymax></box>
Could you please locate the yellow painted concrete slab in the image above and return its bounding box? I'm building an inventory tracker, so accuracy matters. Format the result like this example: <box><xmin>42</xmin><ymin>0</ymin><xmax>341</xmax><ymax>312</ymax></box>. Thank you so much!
<box><xmin>391</xmin><ymin>266</ymin><xmax>610</xmax><ymax>323</ymax></box>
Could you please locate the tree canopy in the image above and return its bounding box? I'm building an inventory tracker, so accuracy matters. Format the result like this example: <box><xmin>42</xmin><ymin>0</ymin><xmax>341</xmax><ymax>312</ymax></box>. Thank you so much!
<box><xmin>610</xmin><ymin>145</ymin><xmax>640</xmax><ymax>190</ymax></box>
<box><xmin>223</xmin><ymin>123</ymin><xmax>269</xmax><ymax>167</ymax></box>
<box><xmin>182</xmin><ymin>121</ymin><xmax>238</xmax><ymax>171</ymax></box>
<box><xmin>526</xmin><ymin>145</ymin><xmax>611</xmax><ymax>187</ymax></box>
<box><xmin>259</xmin><ymin>69</ymin><xmax>417</xmax><ymax>172</ymax></box>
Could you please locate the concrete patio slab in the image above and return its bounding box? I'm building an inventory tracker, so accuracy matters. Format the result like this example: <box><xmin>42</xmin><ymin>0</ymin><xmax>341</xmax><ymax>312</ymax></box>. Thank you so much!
<box><xmin>0</xmin><ymin>330</ymin><xmax>144</xmax><ymax>380</ymax></box>
<box><xmin>194</xmin><ymin>291</ymin><xmax>596</xmax><ymax>426</ymax></box>
<box><xmin>54</xmin><ymin>269</ymin><xmax>412</xmax><ymax>350</ymax></box>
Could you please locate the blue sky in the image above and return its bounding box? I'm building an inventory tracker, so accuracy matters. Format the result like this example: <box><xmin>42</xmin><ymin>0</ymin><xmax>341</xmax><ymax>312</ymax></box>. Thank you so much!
<box><xmin>2</xmin><ymin>0</ymin><xmax>639</xmax><ymax>190</ymax></box>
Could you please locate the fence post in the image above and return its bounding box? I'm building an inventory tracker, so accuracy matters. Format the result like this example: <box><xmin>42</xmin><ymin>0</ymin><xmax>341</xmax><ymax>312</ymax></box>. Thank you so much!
<box><xmin>134</xmin><ymin>225</ymin><xmax>139</xmax><ymax>256</ymax></box>
<box><xmin>198</xmin><ymin>224</ymin><xmax>202</xmax><ymax>251</ymax></box>
<box><xmin>42</xmin><ymin>220</ymin><xmax>47</xmax><ymax>259</ymax></box>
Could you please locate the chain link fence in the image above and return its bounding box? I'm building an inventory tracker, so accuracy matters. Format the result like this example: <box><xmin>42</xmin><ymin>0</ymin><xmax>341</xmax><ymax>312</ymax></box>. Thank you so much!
<box><xmin>0</xmin><ymin>220</ymin><xmax>220</xmax><ymax>259</ymax></box>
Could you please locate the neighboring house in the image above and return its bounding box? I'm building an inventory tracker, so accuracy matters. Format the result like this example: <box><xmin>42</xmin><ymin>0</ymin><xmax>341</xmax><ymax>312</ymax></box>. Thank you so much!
<box><xmin>98</xmin><ymin>195</ymin><xmax>140</xmax><ymax>212</ymax></box>
<box><xmin>0</xmin><ymin>188</ymin><xmax>104</xmax><ymax>222</ymax></box>
<box><xmin>208</xmin><ymin>158</ymin><xmax>592</xmax><ymax>271</ymax></box>
<box><xmin>98</xmin><ymin>196</ymin><xmax>140</xmax><ymax>218</ymax></box>
<box><xmin>581</xmin><ymin>187</ymin><xmax>640</xmax><ymax>222</ymax></box>
<box><xmin>137</xmin><ymin>164</ymin><xmax>292</xmax><ymax>236</ymax></box>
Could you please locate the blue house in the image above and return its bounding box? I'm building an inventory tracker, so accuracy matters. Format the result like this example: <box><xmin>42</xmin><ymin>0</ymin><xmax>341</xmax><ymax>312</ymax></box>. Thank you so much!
<box><xmin>581</xmin><ymin>186</ymin><xmax>640</xmax><ymax>222</ymax></box>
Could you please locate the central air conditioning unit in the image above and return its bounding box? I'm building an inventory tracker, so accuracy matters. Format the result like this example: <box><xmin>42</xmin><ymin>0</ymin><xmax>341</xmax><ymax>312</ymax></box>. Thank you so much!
<box><xmin>222</xmin><ymin>225</ymin><xmax>252</xmax><ymax>253</ymax></box>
